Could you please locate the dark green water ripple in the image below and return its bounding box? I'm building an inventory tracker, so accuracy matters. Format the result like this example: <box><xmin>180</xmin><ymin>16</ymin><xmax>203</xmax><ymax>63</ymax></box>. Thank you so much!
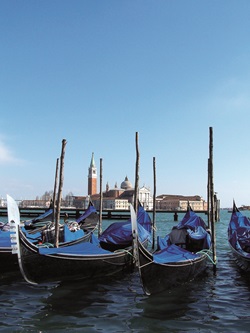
<box><xmin>1</xmin><ymin>211</ymin><xmax>250</xmax><ymax>332</ymax></box>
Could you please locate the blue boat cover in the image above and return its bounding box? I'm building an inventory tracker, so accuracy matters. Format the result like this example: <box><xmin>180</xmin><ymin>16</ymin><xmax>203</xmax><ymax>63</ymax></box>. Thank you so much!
<box><xmin>0</xmin><ymin>229</ymin><xmax>11</xmax><ymax>247</ymax></box>
<box><xmin>28</xmin><ymin>208</ymin><xmax>53</xmax><ymax>223</ymax></box>
<box><xmin>0</xmin><ymin>224</ymin><xmax>85</xmax><ymax>249</ymax></box>
<box><xmin>228</xmin><ymin>205</ymin><xmax>250</xmax><ymax>256</ymax></box>
<box><xmin>99</xmin><ymin>222</ymin><xmax>151</xmax><ymax>246</ymax></box>
<box><xmin>0</xmin><ymin>226</ymin><xmax>43</xmax><ymax>248</ymax></box>
<box><xmin>99</xmin><ymin>205</ymin><xmax>152</xmax><ymax>245</ymax></box>
<box><xmin>136</xmin><ymin>205</ymin><xmax>152</xmax><ymax>233</ymax></box>
<box><xmin>157</xmin><ymin>208</ymin><xmax>211</xmax><ymax>251</ymax></box>
<box><xmin>176</xmin><ymin>209</ymin><xmax>207</xmax><ymax>230</ymax></box>
<box><xmin>157</xmin><ymin>234</ymin><xmax>170</xmax><ymax>250</ymax></box>
<box><xmin>22</xmin><ymin>228</ymin><xmax>42</xmax><ymax>242</ymax></box>
<box><xmin>38</xmin><ymin>240</ymin><xmax>112</xmax><ymax>255</ymax></box>
<box><xmin>91</xmin><ymin>233</ymin><xmax>100</xmax><ymax>246</ymax></box>
<box><xmin>187</xmin><ymin>226</ymin><xmax>211</xmax><ymax>248</ymax></box>
<box><xmin>76</xmin><ymin>203</ymin><xmax>97</xmax><ymax>223</ymax></box>
<box><xmin>64</xmin><ymin>225</ymin><xmax>84</xmax><ymax>242</ymax></box>
<box><xmin>153</xmin><ymin>244</ymin><xmax>200</xmax><ymax>264</ymax></box>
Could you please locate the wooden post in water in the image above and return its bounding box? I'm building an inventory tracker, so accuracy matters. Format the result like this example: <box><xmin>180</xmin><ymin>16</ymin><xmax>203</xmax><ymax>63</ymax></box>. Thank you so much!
<box><xmin>209</xmin><ymin>127</ymin><xmax>217</xmax><ymax>272</ymax></box>
<box><xmin>55</xmin><ymin>139</ymin><xmax>67</xmax><ymax>248</ymax></box>
<box><xmin>134</xmin><ymin>132</ymin><xmax>140</xmax><ymax>214</ymax></box>
<box><xmin>207</xmin><ymin>158</ymin><xmax>211</xmax><ymax>230</ymax></box>
<box><xmin>52</xmin><ymin>158</ymin><xmax>59</xmax><ymax>223</ymax></box>
<box><xmin>152</xmin><ymin>157</ymin><xmax>156</xmax><ymax>249</ymax></box>
<box><xmin>214</xmin><ymin>192</ymin><xmax>220</xmax><ymax>222</ymax></box>
<box><xmin>98</xmin><ymin>157</ymin><xmax>103</xmax><ymax>237</ymax></box>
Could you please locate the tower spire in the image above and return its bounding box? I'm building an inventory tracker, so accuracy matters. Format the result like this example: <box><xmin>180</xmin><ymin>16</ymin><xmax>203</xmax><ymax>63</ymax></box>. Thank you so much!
<box><xmin>90</xmin><ymin>152</ymin><xmax>95</xmax><ymax>168</ymax></box>
<box><xmin>88</xmin><ymin>152</ymin><xmax>97</xmax><ymax>195</ymax></box>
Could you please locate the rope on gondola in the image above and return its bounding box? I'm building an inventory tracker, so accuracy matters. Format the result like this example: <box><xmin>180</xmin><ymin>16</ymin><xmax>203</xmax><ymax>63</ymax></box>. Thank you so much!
<box><xmin>197</xmin><ymin>249</ymin><xmax>217</xmax><ymax>265</ymax></box>
<box><xmin>114</xmin><ymin>249</ymin><xmax>134</xmax><ymax>257</ymax></box>
<box><xmin>151</xmin><ymin>224</ymin><xmax>157</xmax><ymax>232</ymax></box>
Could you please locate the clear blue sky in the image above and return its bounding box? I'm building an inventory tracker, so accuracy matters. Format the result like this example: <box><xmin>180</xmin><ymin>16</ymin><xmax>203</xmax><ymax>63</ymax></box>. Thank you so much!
<box><xmin>1</xmin><ymin>0</ymin><xmax>250</xmax><ymax>208</ymax></box>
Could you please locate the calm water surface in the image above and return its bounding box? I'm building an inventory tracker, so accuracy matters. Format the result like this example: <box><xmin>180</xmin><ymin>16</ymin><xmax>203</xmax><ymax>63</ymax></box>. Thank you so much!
<box><xmin>1</xmin><ymin>210</ymin><xmax>250</xmax><ymax>332</ymax></box>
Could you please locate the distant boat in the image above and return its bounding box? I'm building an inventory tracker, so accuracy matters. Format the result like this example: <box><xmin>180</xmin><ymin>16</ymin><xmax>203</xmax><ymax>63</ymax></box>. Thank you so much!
<box><xmin>228</xmin><ymin>201</ymin><xmax>250</xmax><ymax>272</ymax></box>
<box><xmin>131</xmin><ymin>205</ymin><xmax>212</xmax><ymax>295</ymax></box>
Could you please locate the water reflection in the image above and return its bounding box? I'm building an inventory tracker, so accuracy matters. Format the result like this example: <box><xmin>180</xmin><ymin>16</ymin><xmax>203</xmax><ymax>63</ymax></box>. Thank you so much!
<box><xmin>141</xmin><ymin>285</ymin><xmax>195</xmax><ymax>320</ymax></box>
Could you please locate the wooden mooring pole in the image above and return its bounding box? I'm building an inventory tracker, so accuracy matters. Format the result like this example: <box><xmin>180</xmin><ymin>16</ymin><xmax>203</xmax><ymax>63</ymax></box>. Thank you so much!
<box><xmin>98</xmin><ymin>158</ymin><xmax>103</xmax><ymax>237</ymax></box>
<box><xmin>52</xmin><ymin>158</ymin><xmax>59</xmax><ymax>223</ymax></box>
<box><xmin>55</xmin><ymin>139</ymin><xmax>67</xmax><ymax>248</ymax></box>
<box><xmin>207</xmin><ymin>158</ymin><xmax>211</xmax><ymax>230</ymax></box>
<box><xmin>134</xmin><ymin>132</ymin><xmax>140</xmax><ymax>214</ymax></box>
<box><xmin>209</xmin><ymin>127</ymin><xmax>217</xmax><ymax>272</ymax></box>
<box><xmin>152</xmin><ymin>157</ymin><xmax>156</xmax><ymax>250</ymax></box>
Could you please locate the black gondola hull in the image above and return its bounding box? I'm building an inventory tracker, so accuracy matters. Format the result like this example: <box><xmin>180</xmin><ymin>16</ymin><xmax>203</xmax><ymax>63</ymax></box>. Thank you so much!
<box><xmin>229</xmin><ymin>243</ymin><xmax>250</xmax><ymax>272</ymax></box>
<box><xmin>19</xmin><ymin>229</ymin><xmax>133</xmax><ymax>284</ymax></box>
<box><xmin>138</xmin><ymin>242</ymin><xmax>208</xmax><ymax>295</ymax></box>
<box><xmin>0</xmin><ymin>248</ymin><xmax>18</xmax><ymax>271</ymax></box>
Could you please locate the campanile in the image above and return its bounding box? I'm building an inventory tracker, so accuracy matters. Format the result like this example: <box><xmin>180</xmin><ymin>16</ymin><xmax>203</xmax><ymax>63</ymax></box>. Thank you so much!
<box><xmin>88</xmin><ymin>152</ymin><xmax>97</xmax><ymax>195</ymax></box>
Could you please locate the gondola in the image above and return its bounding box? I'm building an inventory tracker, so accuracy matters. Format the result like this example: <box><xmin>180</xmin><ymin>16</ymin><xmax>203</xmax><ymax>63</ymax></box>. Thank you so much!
<box><xmin>8</xmin><ymin>196</ymin><xmax>151</xmax><ymax>284</ymax></box>
<box><xmin>131</xmin><ymin>205</ymin><xmax>212</xmax><ymax>295</ymax></box>
<box><xmin>228</xmin><ymin>201</ymin><xmax>250</xmax><ymax>271</ymax></box>
<box><xmin>0</xmin><ymin>200</ymin><xmax>98</xmax><ymax>271</ymax></box>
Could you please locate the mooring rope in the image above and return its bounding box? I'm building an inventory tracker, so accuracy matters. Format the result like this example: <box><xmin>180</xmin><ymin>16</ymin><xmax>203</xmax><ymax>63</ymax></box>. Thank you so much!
<box><xmin>114</xmin><ymin>248</ymin><xmax>134</xmax><ymax>257</ymax></box>
<box><xmin>197</xmin><ymin>249</ymin><xmax>217</xmax><ymax>265</ymax></box>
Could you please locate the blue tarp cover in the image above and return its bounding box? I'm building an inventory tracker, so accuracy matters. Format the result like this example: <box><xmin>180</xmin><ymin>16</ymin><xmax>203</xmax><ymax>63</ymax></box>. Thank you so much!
<box><xmin>38</xmin><ymin>240</ymin><xmax>111</xmax><ymax>255</ymax></box>
<box><xmin>0</xmin><ymin>230</ymin><xmax>11</xmax><ymax>247</ymax></box>
<box><xmin>22</xmin><ymin>228</ymin><xmax>42</xmax><ymax>242</ymax></box>
<box><xmin>0</xmin><ymin>226</ymin><xmax>43</xmax><ymax>248</ymax></box>
<box><xmin>99</xmin><ymin>222</ymin><xmax>151</xmax><ymax>245</ymax></box>
<box><xmin>136</xmin><ymin>205</ymin><xmax>152</xmax><ymax>233</ymax></box>
<box><xmin>157</xmin><ymin>234</ymin><xmax>170</xmax><ymax>250</ymax></box>
<box><xmin>153</xmin><ymin>244</ymin><xmax>200</xmax><ymax>263</ymax></box>
<box><xmin>64</xmin><ymin>225</ymin><xmax>84</xmax><ymax>242</ymax></box>
<box><xmin>187</xmin><ymin>226</ymin><xmax>211</xmax><ymax>248</ymax></box>
<box><xmin>157</xmin><ymin>208</ymin><xmax>211</xmax><ymax>251</ymax></box>
<box><xmin>228</xmin><ymin>209</ymin><xmax>250</xmax><ymax>233</ymax></box>
<box><xmin>99</xmin><ymin>205</ymin><xmax>151</xmax><ymax>245</ymax></box>
<box><xmin>29</xmin><ymin>209</ymin><xmax>53</xmax><ymax>223</ymax></box>
<box><xmin>0</xmin><ymin>225</ymin><xmax>85</xmax><ymax>249</ymax></box>
<box><xmin>228</xmin><ymin>208</ymin><xmax>250</xmax><ymax>256</ymax></box>
<box><xmin>76</xmin><ymin>204</ymin><xmax>97</xmax><ymax>223</ymax></box>
<box><xmin>176</xmin><ymin>210</ymin><xmax>207</xmax><ymax>230</ymax></box>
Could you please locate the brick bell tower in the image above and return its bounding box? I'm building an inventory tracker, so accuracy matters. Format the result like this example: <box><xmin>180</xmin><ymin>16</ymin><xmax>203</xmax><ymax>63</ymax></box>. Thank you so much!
<box><xmin>88</xmin><ymin>152</ymin><xmax>97</xmax><ymax>195</ymax></box>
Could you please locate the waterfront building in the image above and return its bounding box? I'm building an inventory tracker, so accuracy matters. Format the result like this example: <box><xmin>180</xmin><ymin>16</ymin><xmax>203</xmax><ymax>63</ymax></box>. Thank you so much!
<box><xmin>139</xmin><ymin>186</ymin><xmax>153</xmax><ymax>210</ymax></box>
<box><xmin>155</xmin><ymin>194</ymin><xmax>207</xmax><ymax>211</ymax></box>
